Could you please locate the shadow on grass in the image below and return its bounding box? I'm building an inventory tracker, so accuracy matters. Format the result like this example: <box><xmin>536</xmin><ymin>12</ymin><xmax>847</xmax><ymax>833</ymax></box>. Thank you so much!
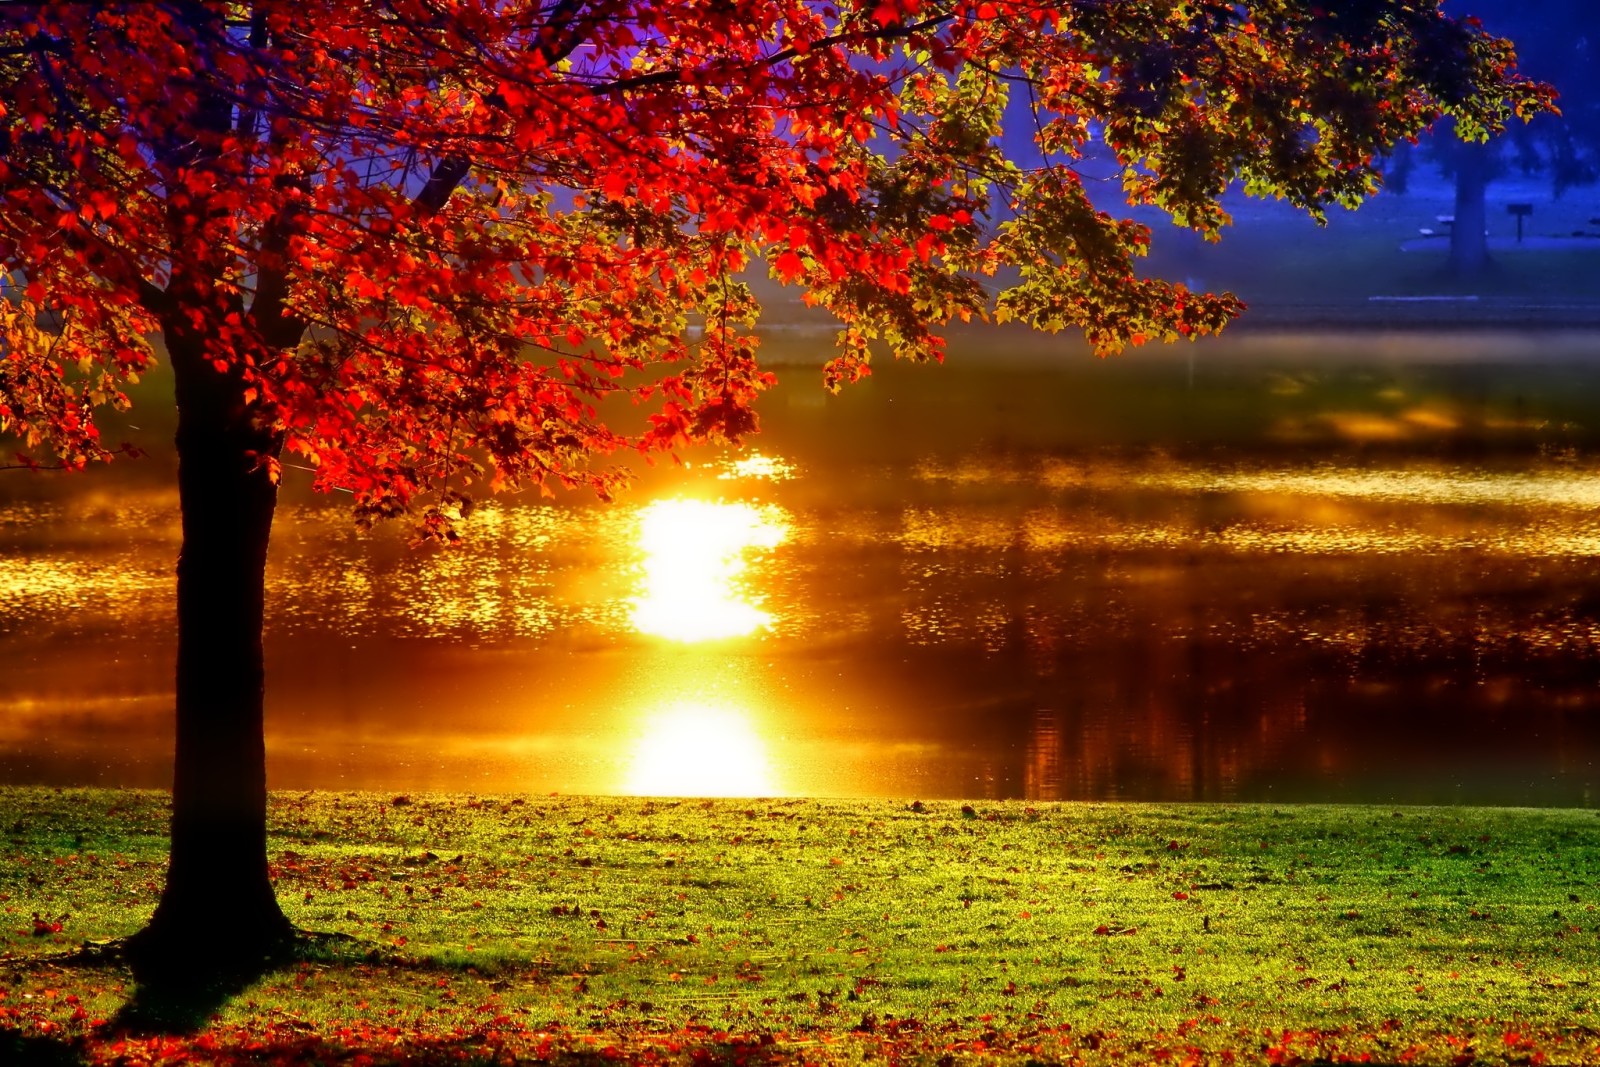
<box><xmin>108</xmin><ymin>965</ymin><xmax>263</xmax><ymax>1036</ymax></box>
<box><xmin>0</xmin><ymin>1031</ymin><xmax>87</xmax><ymax>1067</ymax></box>
<box><xmin>0</xmin><ymin>1026</ymin><xmax>822</xmax><ymax>1067</ymax></box>
<box><xmin>0</xmin><ymin>929</ymin><xmax>373</xmax><ymax>1065</ymax></box>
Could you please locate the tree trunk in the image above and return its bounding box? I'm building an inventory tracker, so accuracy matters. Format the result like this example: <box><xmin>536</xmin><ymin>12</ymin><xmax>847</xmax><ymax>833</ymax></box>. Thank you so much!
<box><xmin>1450</xmin><ymin>140</ymin><xmax>1491</xmax><ymax>277</ymax></box>
<box><xmin>126</xmin><ymin>334</ymin><xmax>292</xmax><ymax>976</ymax></box>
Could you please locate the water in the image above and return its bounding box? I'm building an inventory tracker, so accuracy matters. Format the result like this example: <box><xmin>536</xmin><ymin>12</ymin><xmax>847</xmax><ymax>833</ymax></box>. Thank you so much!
<box><xmin>5</xmin><ymin>332</ymin><xmax>1600</xmax><ymax>804</ymax></box>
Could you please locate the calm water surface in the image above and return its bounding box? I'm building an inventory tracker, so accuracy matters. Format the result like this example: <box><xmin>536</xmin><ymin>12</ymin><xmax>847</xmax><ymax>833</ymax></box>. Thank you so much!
<box><xmin>6</xmin><ymin>334</ymin><xmax>1600</xmax><ymax>803</ymax></box>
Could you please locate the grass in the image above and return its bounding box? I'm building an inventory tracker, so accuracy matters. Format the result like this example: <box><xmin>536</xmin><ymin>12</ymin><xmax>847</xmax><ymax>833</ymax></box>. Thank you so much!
<box><xmin>1135</xmin><ymin>178</ymin><xmax>1600</xmax><ymax>313</ymax></box>
<box><xmin>2</xmin><ymin>789</ymin><xmax>1599</xmax><ymax>1064</ymax></box>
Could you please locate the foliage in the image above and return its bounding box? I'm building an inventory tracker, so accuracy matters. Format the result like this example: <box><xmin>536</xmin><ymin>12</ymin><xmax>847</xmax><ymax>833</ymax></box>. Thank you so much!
<box><xmin>0</xmin><ymin>0</ymin><xmax>1550</xmax><ymax>528</ymax></box>
<box><xmin>1445</xmin><ymin>0</ymin><xmax>1600</xmax><ymax>196</ymax></box>
<box><xmin>4</xmin><ymin>789</ymin><xmax>1600</xmax><ymax>1064</ymax></box>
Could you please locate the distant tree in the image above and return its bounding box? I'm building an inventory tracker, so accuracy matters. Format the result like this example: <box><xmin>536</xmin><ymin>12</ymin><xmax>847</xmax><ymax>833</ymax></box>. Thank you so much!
<box><xmin>1474</xmin><ymin>0</ymin><xmax>1599</xmax><ymax>196</ymax></box>
<box><xmin>1442</xmin><ymin>124</ymin><xmax>1497</xmax><ymax>274</ymax></box>
<box><xmin>0</xmin><ymin>1</ymin><xmax>1547</xmax><ymax>975</ymax></box>
<box><xmin>1423</xmin><ymin>0</ymin><xmax>1596</xmax><ymax>271</ymax></box>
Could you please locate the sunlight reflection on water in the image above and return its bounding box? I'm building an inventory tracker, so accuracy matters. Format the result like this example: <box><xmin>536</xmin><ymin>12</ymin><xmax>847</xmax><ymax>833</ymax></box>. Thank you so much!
<box><xmin>629</xmin><ymin>498</ymin><xmax>790</xmax><ymax>642</ymax></box>
<box><xmin>715</xmin><ymin>451</ymin><xmax>797</xmax><ymax>482</ymax></box>
<box><xmin>11</xmin><ymin>439</ymin><xmax>1600</xmax><ymax>802</ymax></box>
<box><xmin>7</xmin><ymin>458</ymin><xmax>1600</xmax><ymax>644</ymax></box>
<box><xmin>920</xmin><ymin>456</ymin><xmax>1600</xmax><ymax>510</ymax></box>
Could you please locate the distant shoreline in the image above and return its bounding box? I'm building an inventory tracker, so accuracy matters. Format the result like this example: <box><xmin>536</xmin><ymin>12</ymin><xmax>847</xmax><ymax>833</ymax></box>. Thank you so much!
<box><xmin>1232</xmin><ymin>298</ymin><xmax>1600</xmax><ymax>333</ymax></box>
<box><xmin>755</xmin><ymin>312</ymin><xmax>1600</xmax><ymax>367</ymax></box>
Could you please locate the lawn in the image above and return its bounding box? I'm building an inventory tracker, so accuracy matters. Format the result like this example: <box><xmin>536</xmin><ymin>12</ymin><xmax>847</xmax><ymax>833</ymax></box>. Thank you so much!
<box><xmin>1135</xmin><ymin>176</ymin><xmax>1600</xmax><ymax>318</ymax></box>
<box><xmin>1</xmin><ymin>788</ymin><xmax>1598</xmax><ymax>1065</ymax></box>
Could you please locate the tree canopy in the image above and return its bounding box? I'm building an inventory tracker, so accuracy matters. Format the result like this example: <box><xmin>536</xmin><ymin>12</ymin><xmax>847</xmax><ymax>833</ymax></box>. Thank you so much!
<box><xmin>0</xmin><ymin>0</ymin><xmax>1551</xmax><ymax>971</ymax></box>
<box><xmin>2</xmin><ymin>0</ymin><xmax>1547</xmax><ymax>525</ymax></box>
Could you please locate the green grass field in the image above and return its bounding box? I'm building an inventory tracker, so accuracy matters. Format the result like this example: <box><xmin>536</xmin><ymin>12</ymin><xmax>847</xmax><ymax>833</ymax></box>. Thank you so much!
<box><xmin>2</xmin><ymin>788</ymin><xmax>1599</xmax><ymax>1064</ymax></box>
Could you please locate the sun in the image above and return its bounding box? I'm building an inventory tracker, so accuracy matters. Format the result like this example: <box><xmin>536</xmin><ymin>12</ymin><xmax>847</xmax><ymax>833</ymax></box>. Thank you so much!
<box><xmin>623</xmin><ymin>702</ymin><xmax>777</xmax><ymax>797</ymax></box>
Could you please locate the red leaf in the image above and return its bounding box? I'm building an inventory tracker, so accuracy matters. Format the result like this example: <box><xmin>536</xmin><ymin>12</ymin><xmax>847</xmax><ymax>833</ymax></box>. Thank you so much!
<box><xmin>773</xmin><ymin>250</ymin><xmax>805</xmax><ymax>283</ymax></box>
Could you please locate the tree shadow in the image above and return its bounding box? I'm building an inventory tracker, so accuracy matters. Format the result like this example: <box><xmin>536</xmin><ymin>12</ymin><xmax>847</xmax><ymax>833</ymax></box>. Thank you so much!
<box><xmin>109</xmin><ymin>928</ymin><xmax>365</xmax><ymax>1035</ymax></box>
<box><xmin>21</xmin><ymin>931</ymin><xmax>355</xmax><ymax>1040</ymax></box>
<box><xmin>108</xmin><ymin>965</ymin><xmax>264</xmax><ymax>1037</ymax></box>
<box><xmin>0</xmin><ymin>1031</ymin><xmax>88</xmax><ymax>1067</ymax></box>
<box><xmin>15</xmin><ymin>937</ymin><xmax>272</xmax><ymax>1038</ymax></box>
<box><xmin>2</xmin><ymin>1027</ymin><xmax>808</xmax><ymax>1067</ymax></box>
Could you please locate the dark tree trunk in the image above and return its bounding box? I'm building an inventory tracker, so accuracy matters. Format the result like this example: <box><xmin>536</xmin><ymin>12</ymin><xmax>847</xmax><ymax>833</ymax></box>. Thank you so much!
<box><xmin>120</xmin><ymin>3</ymin><xmax>294</xmax><ymax>979</ymax></box>
<box><xmin>125</xmin><ymin>333</ymin><xmax>292</xmax><ymax>976</ymax></box>
<box><xmin>1450</xmin><ymin>140</ymin><xmax>1492</xmax><ymax>277</ymax></box>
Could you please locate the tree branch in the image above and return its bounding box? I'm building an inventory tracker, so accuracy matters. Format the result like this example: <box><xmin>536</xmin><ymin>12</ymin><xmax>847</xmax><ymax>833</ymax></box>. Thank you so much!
<box><xmin>412</xmin><ymin>0</ymin><xmax>593</xmax><ymax>215</ymax></box>
<box><xmin>249</xmin><ymin>196</ymin><xmax>308</xmax><ymax>349</ymax></box>
<box><xmin>412</xmin><ymin>7</ymin><xmax>955</xmax><ymax>217</ymax></box>
<box><xmin>588</xmin><ymin>13</ymin><xmax>956</xmax><ymax>95</ymax></box>
<box><xmin>0</xmin><ymin>443</ymin><xmax>144</xmax><ymax>472</ymax></box>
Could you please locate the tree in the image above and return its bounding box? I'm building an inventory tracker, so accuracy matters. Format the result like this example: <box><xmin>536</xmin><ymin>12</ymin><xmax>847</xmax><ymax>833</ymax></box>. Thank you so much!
<box><xmin>0</xmin><ymin>1</ymin><xmax>1547</xmax><ymax>974</ymax></box>
<box><xmin>1459</xmin><ymin>0</ymin><xmax>1599</xmax><ymax>196</ymax></box>
<box><xmin>1450</xmin><ymin>131</ymin><xmax>1494</xmax><ymax>274</ymax></box>
<box><xmin>1424</xmin><ymin>0</ymin><xmax>1596</xmax><ymax>272</ymax></box>
<box><xmin>1491</xmin><ymin>0</ymin><xmax>1599</xmax><ymax>197</ymax></box>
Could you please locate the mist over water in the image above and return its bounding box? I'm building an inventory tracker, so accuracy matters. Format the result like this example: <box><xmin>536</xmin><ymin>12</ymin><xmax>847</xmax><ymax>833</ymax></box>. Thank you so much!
<box><xmin>5</xmin><ymin>332</ymin><xmax>1600</xmax><ymax>804</ymax></box>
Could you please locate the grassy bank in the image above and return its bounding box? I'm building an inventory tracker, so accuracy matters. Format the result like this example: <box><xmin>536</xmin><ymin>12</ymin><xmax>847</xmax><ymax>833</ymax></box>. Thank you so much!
<box><xmin>2</xmin><ymin>789</ymin><xmax>1599</xmax><ymax>1064</ymax></box>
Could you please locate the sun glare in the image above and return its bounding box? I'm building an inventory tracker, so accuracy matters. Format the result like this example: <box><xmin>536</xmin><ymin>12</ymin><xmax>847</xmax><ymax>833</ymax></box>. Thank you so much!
<box><xmin>629</xmin><ymin>498</ymin><xmax>789</xmax><ymax>642</ymax></box>
<box><xmin>717</xmin><ymin>451</ymin><xmax>797</xmax><ymax>482</ymax></box>
<box><xmin>623</xmin><ymin>702</ymin><xmax>776</xmax><ymax>797</ymax></box>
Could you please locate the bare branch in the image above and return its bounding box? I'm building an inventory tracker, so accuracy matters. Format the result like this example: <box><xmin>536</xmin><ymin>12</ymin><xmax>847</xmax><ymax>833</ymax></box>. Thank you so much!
<box><xmin>0</xmin><ymin>442</ymin><xmax>144</xmax><ymax>472</ymax></box>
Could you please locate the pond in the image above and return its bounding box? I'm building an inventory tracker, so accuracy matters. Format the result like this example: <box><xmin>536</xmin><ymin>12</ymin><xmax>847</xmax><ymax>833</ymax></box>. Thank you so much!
<box><xmin>5</xmin><ymin>330</ymin><xmax>1600</xmax><ymax>804</ymax></box>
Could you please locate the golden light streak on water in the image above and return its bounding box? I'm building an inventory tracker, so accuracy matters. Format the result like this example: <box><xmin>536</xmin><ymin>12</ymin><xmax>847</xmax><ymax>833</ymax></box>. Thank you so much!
<box><xmin>1400</xmin><ymin>407</ymin><xmax>1460</xmax><ymax>432</ymax></box>
<box><xmin>1318</xmin><ymin>412</ymin><xmax>1413</xmax><ymax>442</ymax></box>
<box><xmin>1151</xmin><ymin>467</ymin><xmax>1600</xmax><ymax>508</ymax></box>
<box><xmin>717</xmin><ymin>451</ymin><xmax>797</xmax><ymax>482</ymax></box>
<box><xmin>915</xmin><ymin>457</ymin><xmax>1600</xmax><ymax>510</ymax></box>
<box><xmin>622</xmin><ymin>701</ymin><xmax>776</xmax><ymax>796</ymax></box>
<box><xmin>629</xmin><ymin>498</ymin><xmax>789</xmax><ymax>642</ymax></box>
<box><xmin>0</xmin><ymin>557</ymin><xmax>166</xmax><ymax>618</ymax></box>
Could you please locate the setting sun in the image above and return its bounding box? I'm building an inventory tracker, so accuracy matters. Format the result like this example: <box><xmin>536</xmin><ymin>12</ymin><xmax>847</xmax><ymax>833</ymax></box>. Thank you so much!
<box><xmin>623</xmin><ymin>702</ymin><xmax>776</xmax><ymax>797</ymax></box>
<box><xmin>629</xmin><ymin>497</ymin><xmax>789</xmax><ymax>642</ymax></box>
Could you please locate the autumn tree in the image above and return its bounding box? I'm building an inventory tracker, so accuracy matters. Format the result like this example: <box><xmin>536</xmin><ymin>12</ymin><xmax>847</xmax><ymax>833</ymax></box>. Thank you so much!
<box><xmin>0</xmin><ymin>0</ymin><xmax>1547</xmax><ymax>974</ymax></box>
